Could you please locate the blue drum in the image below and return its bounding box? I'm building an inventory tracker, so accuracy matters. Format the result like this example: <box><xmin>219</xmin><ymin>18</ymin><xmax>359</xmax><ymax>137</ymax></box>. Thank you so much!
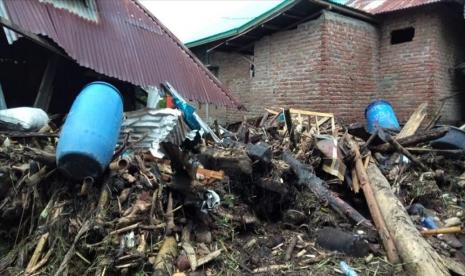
<box><xmin>56</xmin><ymin>81</ymin><xmax>123</xmax><ymax>180</ymax></box>
<box><xmin>365</xmin><ymin>100</ymin><xmax>400</xmax><ymax>134</ymax></box>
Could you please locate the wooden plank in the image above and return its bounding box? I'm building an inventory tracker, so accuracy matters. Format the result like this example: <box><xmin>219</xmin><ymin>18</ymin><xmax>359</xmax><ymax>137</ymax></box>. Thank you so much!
<box><xmin>347</xmin><ymin>137</ymin><xmax>400</xmax><ymax>264</ymax></box>
<box><xmin>331</xmin><ymin>116</ymin><xmax>336</xmax><ymax>136</ymax></box>
<box><xmin>34</xmin><ymin>55</ymin><xmax>59</xmax><ymax>111</ymax></box>
<box><xmin>265</xmin><ymin>108</ymin><xmax>279</xmax><ymax>115</ymax></box>
<box><xmin>258</xmin><ymin>111</ymin><xmax>269</xmax><ymax>127</ymax></box>
<box><xmin>289</xmin><ymin>108</ymin><xmax>333</xmax><ymax>118</ymax></box>
<box><xmin>396</xmin><ymin>103</ymin><xmax>428</xmax><ymax>139</ymax></box>
<box><xmin>315</xmin><ymin>115</ymin><xmax>320</xmax><ymax>135</ymax></box>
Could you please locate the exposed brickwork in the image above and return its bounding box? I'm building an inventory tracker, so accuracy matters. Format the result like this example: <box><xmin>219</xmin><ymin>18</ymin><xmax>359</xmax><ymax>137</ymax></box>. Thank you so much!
<box><xmin>320</xmin><ymin>12</ymin><xmax>378</xmax><ymax>124</ymax></box>
<box><xmin>377</xmin><ymin>6</ymin><xmax>465</xmax><ymax>123</ymax></box>
<box><xmin>194</xmin><ymin>6</ymin><xmax>465</xmax><ymax>124</ymax></box>
<box><xmin>197</xmin><ymin>14</ymin><xmax>325</xmax><ymax>124</ymax></box>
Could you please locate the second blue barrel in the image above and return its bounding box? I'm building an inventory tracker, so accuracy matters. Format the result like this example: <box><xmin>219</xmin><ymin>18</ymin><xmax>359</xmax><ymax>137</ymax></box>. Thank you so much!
<box><xmin>56</xmin><ymin>81</ymin><xmax>123</xmax><ymax>180</ymax></box>
<box><xmin>365</xmin><ymin>100</ymin><xmax>400</xmax><ymax>134</ymax></box>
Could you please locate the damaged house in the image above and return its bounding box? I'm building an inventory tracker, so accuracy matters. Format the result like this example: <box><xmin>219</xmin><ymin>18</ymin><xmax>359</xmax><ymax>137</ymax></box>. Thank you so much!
<box><xmin>188</xmin><ymin>0</ymin><xmax>465</xmax><ymax>124</ymax></box>
<box><xmin>0</xmin><ymin>0</ymin><xmax>240</xmax><ymax>114</ymax></box>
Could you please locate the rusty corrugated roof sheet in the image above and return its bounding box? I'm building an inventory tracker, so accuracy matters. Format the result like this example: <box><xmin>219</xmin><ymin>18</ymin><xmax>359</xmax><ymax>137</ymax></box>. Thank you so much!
<box><xmin>345</xmin><ymin>0</ymin><xmax>453</xmax><ymax>14</ymax></box>
<box><xmin>1</xmin><ymin>0</ymin><xmax>240</xmax><ymax>108</ymax></box>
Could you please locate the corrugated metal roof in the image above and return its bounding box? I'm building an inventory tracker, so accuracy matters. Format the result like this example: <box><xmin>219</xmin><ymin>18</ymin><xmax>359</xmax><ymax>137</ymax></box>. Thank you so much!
<box><xmin>1</xmin><ymin>0</ymin><xmax>240</xmax><ymax>108</ymax></box>
<box><xmin>121</xmin><ymin>108</ymin><xmax>190</xmax><ymax>149</ymax></box>
<box><xmin>345</xmin><ymin>0</ymin><xmax>453</xmax><ymax>14</ymax></box>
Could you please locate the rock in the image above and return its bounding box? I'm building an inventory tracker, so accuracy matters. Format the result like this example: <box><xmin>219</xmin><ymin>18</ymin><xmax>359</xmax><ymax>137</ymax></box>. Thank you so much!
<box><xmin>195</xmin><ymin>228</ymin><xmax>212</xmax><ymax>244</ymax></box>
<box><xmin>283</xmin><ymin>209</ymin><xmax>306</xmax><ymax>225</ymax></box>
<box><xmin>444</xmin><ymin>217</ymin><xmax>461</xmax><ymax>227</ymax></box>
<box><xmin>176</xmin><ymin>255</ymin><xmax>191</xmax><ymax>271</ymax></box>
<box><xmin>316</xmin><ymin>227</ymin><xmax>369</xmax><ymax>257</ymax></box>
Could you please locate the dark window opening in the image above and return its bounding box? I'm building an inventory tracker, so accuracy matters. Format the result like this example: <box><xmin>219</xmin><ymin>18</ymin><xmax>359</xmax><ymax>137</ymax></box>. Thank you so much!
<box><xmin>250</xmin><ymin>64</ymin><xmax>255</xmax><ymax>78</ymax></box>
<box><xmin>391</xmin><ymin>27</ymin><xmax>415</xmax><ymax>44</ymax></box>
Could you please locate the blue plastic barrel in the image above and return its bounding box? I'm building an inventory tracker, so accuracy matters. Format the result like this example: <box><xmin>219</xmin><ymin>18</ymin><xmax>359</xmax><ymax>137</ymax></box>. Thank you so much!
<box><xmin>365</xmin><ymin>100</ymin><xmax>400</xmax><ymax>134</ymax></box>
<box><xmin>56</xmin><ymin>82</ymin><xmax>123</xmax><ymax>180</ymax></box>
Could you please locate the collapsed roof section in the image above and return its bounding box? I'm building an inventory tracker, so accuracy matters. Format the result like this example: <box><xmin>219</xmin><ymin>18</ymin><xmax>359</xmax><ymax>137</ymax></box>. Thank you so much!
<box><xmin>0</xmin><ymin>0</ymin><xmax>241</xmax><ymax>108</ymax></box>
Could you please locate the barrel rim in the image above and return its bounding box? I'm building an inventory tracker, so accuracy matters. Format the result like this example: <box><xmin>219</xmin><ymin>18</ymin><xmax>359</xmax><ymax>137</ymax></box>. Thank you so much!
<box><xmin>82</xmin><ymin>81</ymin><xmax>124</xmax><ymax>103</ymax></box>
<box><xmin>364</xmin><ymin>99</ymin><xmax>394</xmax><ymax>117</ymax></box>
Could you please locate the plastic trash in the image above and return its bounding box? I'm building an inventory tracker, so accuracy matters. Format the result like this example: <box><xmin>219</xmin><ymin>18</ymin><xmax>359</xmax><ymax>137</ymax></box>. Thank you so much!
<box><xmin>407</xmin><ymin>203</ymin><xmax>425</xmax><ymax>216</ymax></box>
<box><xmin>201</xmin><ymin>190</ymin><xmax>220</xmax><ymax>213</ymax></box>
<box><xmin>0</xmin><ymin>107</ymin><xmax>48</xmax><ymax>131</ymax></box>
<box><xmin>123</xmin><ymin>231</ymin><xmax>136</xmax><ymax>249</ymax></box>
<box><xmin>173</xmin><ymin>97</ymin><xmax>201</xmax><ymax>130</ymax></box>
<box><xmin>421</xmin><ymin>216</ymin><xmax>438</xmax><ymax>229</ymax></box>
<box><xmin>340</xmin><ymin>261</ymin><xmax>358</xmax><ymax>276</ymax></box>
<box><xmin>57</xmin><ymin>81</ymin><xmax>123</xmax><ymax>180</ymax></box>
<box><xmin>431</xmin><ymin>126</ymin><xmax>465</xmax><ymax>150</ymax></box>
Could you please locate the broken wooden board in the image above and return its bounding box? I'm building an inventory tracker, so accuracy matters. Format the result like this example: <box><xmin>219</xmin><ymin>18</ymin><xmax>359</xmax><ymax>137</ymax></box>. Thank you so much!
<box><xmin>396</xmin><ymin>102</ymin><xmax>428</xmax><ymax>139</ymax></box>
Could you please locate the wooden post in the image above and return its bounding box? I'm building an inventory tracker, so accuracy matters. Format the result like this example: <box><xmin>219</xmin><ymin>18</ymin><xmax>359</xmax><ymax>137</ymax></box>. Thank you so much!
<box><xmin>315</xmin><ymin>115</ymin><xmax>320</xmax><ymax>135</ymax></box>
<box><xmin>34</xmin><ymin>55</ymin><xmax>59</xmax><ymax>111</ymax></box>
<box><xmin>347</xmin><ymin>137</ymin><xmax>400</xmax><ymax>264</ymax></box>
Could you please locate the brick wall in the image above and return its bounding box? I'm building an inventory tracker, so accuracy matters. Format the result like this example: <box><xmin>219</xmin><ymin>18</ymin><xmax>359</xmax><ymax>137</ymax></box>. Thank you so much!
<box><xmin>199</xmin><ymin>11</ymin><xmax>378</xmax><ymax>124</ymax></box>
<box><xmin>320</xmin><ymin>12</ymin><xmax>378</xmax><ymax>124</ymax></box>
<box><xmin>378</xmin><ymin>7</ymin><xmax>437</xmax><ymax>122</ymax></box>
<box><xmin>377</xmin><ymin>5</ymin><xmax>465</xmax><ymax>123</ymax></box>
<box><xmin>196</xmin><ymin>6</ymin><xmax>465</xmax><ymax>125</ymax></box>
<box><xmin>197</xmin><ymin>13</ymin><xmax>324</xmax><ymax>124</ymax></box>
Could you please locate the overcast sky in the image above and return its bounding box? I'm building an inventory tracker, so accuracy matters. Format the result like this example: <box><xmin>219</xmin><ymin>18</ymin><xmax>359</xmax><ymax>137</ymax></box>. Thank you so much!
<box><xmin>140</xmin><ymin>0</ymin><xmax>283</xmax><ymax>43</ymax></box>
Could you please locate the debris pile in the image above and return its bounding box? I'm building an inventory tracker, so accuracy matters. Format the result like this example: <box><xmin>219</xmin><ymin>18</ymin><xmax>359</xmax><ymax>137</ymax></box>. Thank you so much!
<box><xmin>1</xmin><ymin>98</ymin><xmax>465</xmax><ymax>276</ymax></box>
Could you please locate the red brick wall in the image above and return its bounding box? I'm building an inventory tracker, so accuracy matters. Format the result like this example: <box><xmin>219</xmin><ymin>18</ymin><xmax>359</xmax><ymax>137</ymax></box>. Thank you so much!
<box><xmin>198</xmin><ymin>13</ymin><xmax>324</xmax><ymax>124</ymax></box>
<box><xmin>320</xmin><ymin>12</ymin><xmax>378</xmax><ymax>124</ymax></box>
<box><xmin>196</xmin><ymin>7</ymin><xmax>465</xmax><ymax>125</ymax></box>
<box><xmin>377</xmin><ymin>8</ymin><xmax>436</xmax><ymax>122</ymax></box>
<box><xmin>377</xmin><ymin>5</ymin><xmax>465</xmax><ymax>123</ymax></box>
<box><xmin>199</xmin><ymin>11</ymin><xmax>378</xmax><ymax>124</ymax></box>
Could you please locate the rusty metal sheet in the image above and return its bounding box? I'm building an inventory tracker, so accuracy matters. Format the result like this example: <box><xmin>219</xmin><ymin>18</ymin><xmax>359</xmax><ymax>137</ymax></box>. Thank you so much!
<box><xmin>2</xmin><ymin>0</ymin><xmax>240</xmax><ymax>108</ymax></box>
<box><xmin>345</xmin><ymin>0</ymin><xmax>448</xmax><ymax>14</ymax></box>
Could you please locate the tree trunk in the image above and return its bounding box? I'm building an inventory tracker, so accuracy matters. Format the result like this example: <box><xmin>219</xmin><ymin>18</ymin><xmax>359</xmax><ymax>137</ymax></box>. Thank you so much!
<box><xmin>367</xmin><ymin>163</ymin><xmax>450</xmax><ymax>276</ymax></box>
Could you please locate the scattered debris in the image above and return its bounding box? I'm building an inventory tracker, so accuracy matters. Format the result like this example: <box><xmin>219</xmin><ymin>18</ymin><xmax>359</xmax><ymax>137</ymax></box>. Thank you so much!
<box><xmin>1</xmin><ymin>98</ymin><xmax>465</xmax><ymax>275</ymax></box>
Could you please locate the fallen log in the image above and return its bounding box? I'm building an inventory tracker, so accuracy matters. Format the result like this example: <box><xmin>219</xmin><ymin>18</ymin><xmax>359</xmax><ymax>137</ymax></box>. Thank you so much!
<box><xmin>372</xmin><ymin>127</ymin><xmax>448</xmax><ymax>152</ymax></box>
<box><xmin>367</xmin><ymin>163</ymin><xmax>450</xmax><ymax>276</ymax></box>
<box><xmin>282</xmin><ymin>151</ymin><xmax>373</xmax><ymax>229</ymax></box>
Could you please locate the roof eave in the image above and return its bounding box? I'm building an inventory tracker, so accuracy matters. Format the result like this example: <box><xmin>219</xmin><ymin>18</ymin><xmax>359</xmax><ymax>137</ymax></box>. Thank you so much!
<box><xmin>186</xmin><ymin>0</ymin><xmax>376</xmax><ymax>49</ymax></box>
